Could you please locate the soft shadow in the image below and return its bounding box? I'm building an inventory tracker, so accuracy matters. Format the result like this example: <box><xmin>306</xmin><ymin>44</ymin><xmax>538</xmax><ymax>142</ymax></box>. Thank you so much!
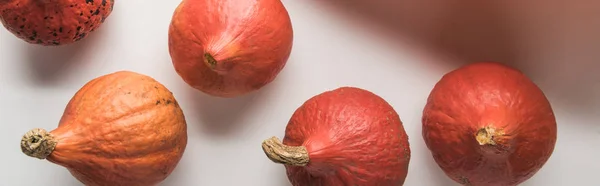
<box><xmin>23</xmin><ymin>25</ymin><xmax>109</xmax><ymax>86</ymax></box>
<box><xmin>278</xmin><ymin>169</ymin><xmax>292</xmax><ymax>186</ymax></box>
<box><xmin>157</xmin><ymin>159</ymin><xmax>189</xmax><ymax>186</ymax></box>
<box><xmin>531</xmin><ymin>2</ymin><xmax>600</xmax><ymax>119</ymax></box>
<box><xmin>419</xmin><ymin>147</ymin><xmax>459</xmax><ymax>185</ymax></box>
<box><xmin>315</xmin><ymin>0</ymin><xmax>517</xmax><ymax>66</ymax></box>
<box><xmin>316</xmin><ymin>0</ymin><xmax>598</xmax><ymax>119</ymax></box>
<box><xmin>53</xmin><ymin>169</ymin><xmax>84</xmax><ymax>186</ymax></box>
<box><xmin>186</xmin><ymin>87</ymin><xmax>268</xmax><ymax>138</ymax></box>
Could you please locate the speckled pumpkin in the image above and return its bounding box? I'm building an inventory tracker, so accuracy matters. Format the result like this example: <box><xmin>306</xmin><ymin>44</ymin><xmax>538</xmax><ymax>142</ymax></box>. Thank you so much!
<box><xmin>422</xmin><ymin>62</ymin><xmax>557</xmax><ymax>186</ymax></box>
<box><xmin>262</xmin><ymin>87</ymin><xmax>411</xmax><ymax>185</ymax></box>
<box><xmin>20</xmin><ymin>71</ymin><xmax>188</xmax><ymax>186</ymax></box>
<box><xmin>0</xmin><ymin>0</ymin><xmax>114</xmax><ymax>45</ymax></box>
<box><xmin>168</xmin><ymin>0</ymin><xmax>294</xmax><ymax>97</ymax></box>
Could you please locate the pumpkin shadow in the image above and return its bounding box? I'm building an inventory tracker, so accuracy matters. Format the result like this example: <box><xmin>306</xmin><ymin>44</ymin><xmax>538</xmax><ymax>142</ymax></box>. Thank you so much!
<box><xmin>279</xmin><ymin>175</ymin><xmax>292</xmax><ymax>186</ymax></box>
<box><xmin>503</xmin><ymin>3</ymin><xmax>600</xmax><ymax>120</ymax></box>
<box><xmin>157</xmin><ymin>160</ymin><xmax>188</xmax><ymax>186</ymax></box>
<box><xmin>313</xmin><ymin>0</ymin><xmax>518</xmax><ymax>68</ymax></box>
<box><xmin>421</xmin><ymin>156</ymin><xmax>458</xmax><ymax>185</ymax></box>
<box><xmin>273</xmin><ymin>166</ymin><xmax>292</xmax><ymax>186</ymax></box>
<box><xmin>415</xmin><ymin>140</ymin><xmax>458</xmax><ymax>185</ymax></box>
<box><xmin>53</xmin><ymin>171</ymin><xmax>83</xmax><ymax>186</ymax></box>
<box><xmin>314</xmin><ymin>0</ymin><xmax>599</xmax><ymax>121</ymax></box>
<box><xmin>23</xmin><ymin>24</ymin><xmax>109</xmax><ymax>86</ymax></box>
<box><xmin>187</xmin><ymin>88</ymin><xmax>266</xmax><ymax>138</ymax></box>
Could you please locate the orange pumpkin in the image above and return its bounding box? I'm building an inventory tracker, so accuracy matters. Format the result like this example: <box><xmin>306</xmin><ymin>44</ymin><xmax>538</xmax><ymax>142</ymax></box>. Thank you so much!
<box><xmin>168</xmin><ymin>0</ymin><xmax>293</xmax><ymax>97</ymax></box>
<box><xmin>20</xmin><ymin>71</ymin><xmax>188</xmax><ymax>186</ymax></box>
<box><xmin>422</xmin><ymin>62</ymin><xmax>557</xmax><ymax>185</ymax></box>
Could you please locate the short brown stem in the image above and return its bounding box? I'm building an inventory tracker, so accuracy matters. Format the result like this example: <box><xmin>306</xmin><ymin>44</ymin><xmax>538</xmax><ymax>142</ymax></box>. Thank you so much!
<box><xmin>476</xmin><ymin>126</ymin><xmax>498</xmax><ymax>145</ymax></box>
<box><xmin>21</xmin><ymin>128</ymin><xmax>57</xmax><ymax>159</ymax></box>
<box><xmin>203</xmin><ymin>53</ymin><xmax>217</xmax><ymax>69</ymax></box>
<box><xmin>261</xmin><ymin>136</ymin><xmax>309</xmax><ymax>166</ymax></box>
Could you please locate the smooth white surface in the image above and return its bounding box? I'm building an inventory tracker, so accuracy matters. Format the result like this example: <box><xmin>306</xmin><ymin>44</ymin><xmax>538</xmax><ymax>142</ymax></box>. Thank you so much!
<box><xmin>1</xmin><ymin>1</ymin><xmax>598</xmax><ymax>185</ymax></box>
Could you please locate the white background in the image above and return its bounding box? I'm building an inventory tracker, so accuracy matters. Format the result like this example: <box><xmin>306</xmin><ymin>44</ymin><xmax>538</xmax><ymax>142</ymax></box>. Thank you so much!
<box><xmin>1</xmin><ymin>0</ymin><xmax>598</xmax><ymax>185</ymax></box>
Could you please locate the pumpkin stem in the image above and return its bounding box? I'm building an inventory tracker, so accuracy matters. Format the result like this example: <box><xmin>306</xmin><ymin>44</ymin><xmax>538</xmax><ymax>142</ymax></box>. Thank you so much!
<box><xmin>475</xmin><ymin>126</ymin><xmax>498</xmax><ymax>145</ymax></box>
<box><xmin>204</xmin><ymin>53</ymin><xmax>218</xmax><ymax>69</ymax></box>
<box><xmin>203</xmin><ymin>52</ymin><xmax>232</xmax><ymax>75</ymax></box>
<box><xmin>261</xmin><ymin>136</ymin><xmax>309</xmax><ymax>166</ymax></box>
<box><xmin>21</xmin><ymin>128</ymin><xmax>58</xmax><ymax>159</ymax></box>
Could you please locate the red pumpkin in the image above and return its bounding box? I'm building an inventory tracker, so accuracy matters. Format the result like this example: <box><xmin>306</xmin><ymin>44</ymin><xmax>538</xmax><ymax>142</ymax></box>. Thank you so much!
<box><xmin>20</xmin><ymin>71</ymin><xmax>188</xmax><ymax>186</ymax></box>
<box><xmin>422</xmin><ymin>62</ymin><xmax>557</xmax><ymax>186</ymax></box>
<box><xmin>0</xmin><ymin>0</ymin><xmax>114</xmax><ymax>45</ymax></box>
<box><xmin>168</xmin><ymin>0</ymin><xmax>293</xmax><ymax>97</ymax></box>
<box><xmin>262</xmin><ymin>87</ymin><xmax>411</xmax><ymax>185</ymax></box>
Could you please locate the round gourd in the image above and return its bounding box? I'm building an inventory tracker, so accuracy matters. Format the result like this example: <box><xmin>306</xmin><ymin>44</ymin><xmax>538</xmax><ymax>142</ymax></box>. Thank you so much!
<box><xmin>0</xmin><ymin>0</ymin><xmax>114</xmax><ymax>45</ymax></box>
<box><xmin>20</xmin><ymin>71</ymin><xmax>188</xmax><ymax>186</ymax></box>
<box><xmin>422</xmin><ymin>62</ymin><xmax>557</xmax><ymax>186</ymax></box>
<box><xmin>262</xmin><ymin>87</ymin><xmax>411</xmax><ymax>185</ymax></box>
<box><xmin>168</xmin><ymin>0</ymin><xmax>293</xmax><ymax>97</ymax></box>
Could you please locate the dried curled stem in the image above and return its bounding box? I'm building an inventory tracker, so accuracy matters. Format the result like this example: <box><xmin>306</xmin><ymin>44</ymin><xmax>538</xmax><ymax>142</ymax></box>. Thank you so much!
<box><xmin>261</xmin><ymin>136</ymin><xmax>309</xmax><ymax>166</ymax></box>
<box><xmin>21</xmin><ymin>128</ymin><xmax>57</xmax><ymax>159</ymax></box>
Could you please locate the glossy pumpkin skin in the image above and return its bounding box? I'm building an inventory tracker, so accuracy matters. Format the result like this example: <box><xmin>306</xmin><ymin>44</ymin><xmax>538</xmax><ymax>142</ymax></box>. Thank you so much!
<box><xmin>168</xmin><ymin>0</ymin><xmax>293</xmax><ymax>97</ymax></box>
<box><xmin>422</xmin><ymin>62</ymin><xmax>557</xmax><ymax>186</ymax></box>
<box><xmin>281</xmin><ymin>87</ymin><xmax>411</xmax><ymax>185</ymax></box>
<box><xmin>0</xmin><ymin>0</ymin><xmax>114</xmax><ymax>45</ymax></box>
<box><xmin>23</xmin><ymin>71</ymin><xmax>188</xmax><ymax>186</ymax></box>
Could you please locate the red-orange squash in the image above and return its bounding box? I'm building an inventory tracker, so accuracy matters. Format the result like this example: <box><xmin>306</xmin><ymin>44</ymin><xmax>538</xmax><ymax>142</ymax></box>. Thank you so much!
<box><xmin>168</xmin><ymin>0</ymin><xmax>293</xmax><ymax>97</ymax></box>
<box><xmin>20</xmin><ymin>71</ymin><xmax>188</xmax><ymax>186</ymax></box>
<box><xmin>422</xmin><ymin>62</ymin><xmax>557</xmax><ymax>186</ymax></box>
<box><xmin>262</xmin><ymin>87</ymin><xmax>411</xmax><ymax>185</ymax></box>
<box><xmin>0</xmin><ymin>0</ymin><xmax>114</xmax><ymax>45</ymax></box>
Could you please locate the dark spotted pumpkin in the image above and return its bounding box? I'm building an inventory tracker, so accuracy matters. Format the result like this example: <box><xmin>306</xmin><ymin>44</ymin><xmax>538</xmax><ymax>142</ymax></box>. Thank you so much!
<box><xmin>0</xmin><ymin>0</ymin><xmax>114</xmax><ymax>46</ymax></box>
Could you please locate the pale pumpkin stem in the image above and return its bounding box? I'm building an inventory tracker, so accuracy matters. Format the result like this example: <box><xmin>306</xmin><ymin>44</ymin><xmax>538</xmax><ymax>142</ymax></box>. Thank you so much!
<box><xmin>475</xmin><ymin>126</ymin><xmax>497</xmax><ymax>145</ymax></box>
<box><xmin>261</xmin><ymin>136</ymin><xmax>309</xmax><ymax>166</ymax></box>
<box><xmin>20</xmin><ymin>128</ymin><xmax>58</xmax><ymax>159</ymax></box>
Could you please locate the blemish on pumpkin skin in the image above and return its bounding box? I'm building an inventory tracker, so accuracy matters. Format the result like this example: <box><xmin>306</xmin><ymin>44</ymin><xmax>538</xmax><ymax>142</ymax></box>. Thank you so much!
<box><xmin>458</xmin><ymin>176</ymin><xmax>472</xmax><ymax>186</ymax></box>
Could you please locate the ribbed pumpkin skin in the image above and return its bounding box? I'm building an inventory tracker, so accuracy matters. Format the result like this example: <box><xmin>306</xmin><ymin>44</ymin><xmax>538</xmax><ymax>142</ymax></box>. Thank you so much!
<box><xmin>281</xmin><ymin>87</ymin><xmax>411</xmax><ymax>185</ymax></box>
<box><xmin>35</xmin><ymin>71</ymin><xmax>187</xmax><ymax>186</ymax></box>
<box><xmin>0</xmin><ymin>0</ymin><xmax>114</xmax><ymax>45</ymax></box>
<box><xmin>422</xmin><ymin>62</ymin><xmax>557</xmax><ymax>186</ymax></box>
